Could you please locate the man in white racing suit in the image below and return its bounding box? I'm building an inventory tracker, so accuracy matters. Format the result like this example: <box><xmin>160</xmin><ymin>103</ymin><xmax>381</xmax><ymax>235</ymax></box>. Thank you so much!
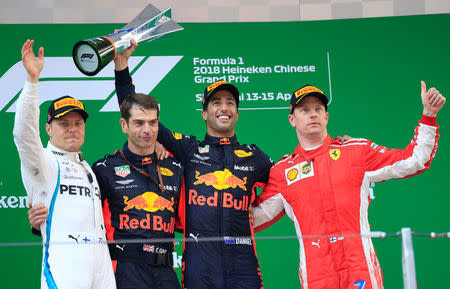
<box><xmin>13</xmin><ymin>39</ymin><xmax>116</xmax><ymax>289</ymax></box>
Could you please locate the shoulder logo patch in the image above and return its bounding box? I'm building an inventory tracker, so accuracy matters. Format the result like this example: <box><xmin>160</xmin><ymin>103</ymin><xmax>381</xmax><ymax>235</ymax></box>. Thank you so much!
<box><xmin>160</xmin><ymin>167</ymin><xmax>174</xmax><ymax>176</ymax></box>
<box><xmin>234</xmin><ymin>150</ymin><xmax>253</xmax><ymax>158</ymax></box>
<box><xmin>172</xmin><ymin>132</ymin><xmax>183</xmax><ymax>140</ymax></box>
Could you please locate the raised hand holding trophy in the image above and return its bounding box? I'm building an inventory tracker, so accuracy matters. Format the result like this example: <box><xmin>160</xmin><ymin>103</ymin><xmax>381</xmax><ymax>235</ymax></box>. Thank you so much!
<box><xmin>73</xmin><ymin>3</ymin><xmax>183</xmax><ymax>76</ymax></box>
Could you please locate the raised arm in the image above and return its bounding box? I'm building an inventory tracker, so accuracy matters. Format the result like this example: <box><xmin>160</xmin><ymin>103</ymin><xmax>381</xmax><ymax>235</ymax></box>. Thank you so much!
<box><xmin>114</xmin><ymin>39</ymin><xmax>138</xmax><ymax>105</ymax></box>
<box><xmin>365</xmin><ymin>81</ymin><xmax>445</xmax><ymax>182</ymax></box>
<box><xmin>12</xmin><ymin>40</ymin><xmax>52</xmax><ymax>197</ymax></box>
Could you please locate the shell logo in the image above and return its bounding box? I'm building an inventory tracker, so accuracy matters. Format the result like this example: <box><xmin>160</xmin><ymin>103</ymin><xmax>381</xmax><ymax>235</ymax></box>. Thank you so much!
<box><xmin>234</xmin><ymin>150</ymin><xmax>253</xmax><ymax>158</ymax></box>
<box><xmin>287</xmin><ymin>168</ymin><xmax>299</xmax><ymax>181</ymax></box>
<box><xmin>160</xmin><ymin>167</ymin><xmax>174</xmax><ymax>176</ymax></box>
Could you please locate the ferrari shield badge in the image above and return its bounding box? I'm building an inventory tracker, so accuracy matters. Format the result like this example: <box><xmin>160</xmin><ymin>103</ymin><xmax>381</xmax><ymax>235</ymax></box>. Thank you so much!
<box><xmin>329</xmin><ymin>149</ymin><xmax>341</xmax><ymax>161</ymax></box>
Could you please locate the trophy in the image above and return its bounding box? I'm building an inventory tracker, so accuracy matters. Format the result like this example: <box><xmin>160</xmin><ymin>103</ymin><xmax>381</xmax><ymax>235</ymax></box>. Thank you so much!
<box><xmin>72</xmin><ymin>3</ymin><xmax>183</xmax><ymax>76</ymax></box>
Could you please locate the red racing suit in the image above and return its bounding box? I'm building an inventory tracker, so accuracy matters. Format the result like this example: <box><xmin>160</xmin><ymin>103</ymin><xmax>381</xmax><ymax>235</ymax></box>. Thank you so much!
<box><xmin>253</xmin><ymin>115</ymin><xmax>440</xmax><ymax>289</ymax></box>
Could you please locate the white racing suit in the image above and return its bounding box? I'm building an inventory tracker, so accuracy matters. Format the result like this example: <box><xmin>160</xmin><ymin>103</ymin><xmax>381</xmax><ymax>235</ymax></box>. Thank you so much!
<box><xmin>13</xmin><ymin>81</ymin><xmax>116</xmax><ymax>289</ymax></box>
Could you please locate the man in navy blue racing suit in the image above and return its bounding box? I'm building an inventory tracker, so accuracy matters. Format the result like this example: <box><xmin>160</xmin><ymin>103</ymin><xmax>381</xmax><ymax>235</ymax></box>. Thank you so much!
<box><xmin>113</xmin><ymin>40</ymin><xmax>273</xmax><ymax>289</ymax></box>
<box><xmin>92</xmin><ymin>92</ymin><xmax>184</xmax><ymax>289</ymax></box>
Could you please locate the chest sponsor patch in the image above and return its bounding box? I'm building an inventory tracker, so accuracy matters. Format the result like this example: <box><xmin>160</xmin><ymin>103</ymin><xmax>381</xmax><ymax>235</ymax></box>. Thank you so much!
<box><xmin>194</xmin><ymin>153</ymin><xmax>210</xmax><ymax>161</ymax></box>
<box><xmin>160</xmin><ymin>167</ymin><xmax>174</xmax><ymax>176</ymax></box>
<box><xmin>115</xmin><ymin>165</ymin><xmax>131</xmax><ymax>178</ymax></box>
<box><xmin>198</xmin><ymin>145</ymin><xmax>210</xmax><ymax>154</ymax></box>
<box><xmin>234</xmin><ymin>150</ymin><xmax>253</xmax><ymax>158</ymax></box>
<box><xmin>329</xmin><ymin>149</ymin><xmax>341</xmax><ymax>160</ymax></box>
<box><xmin>115</xmin><ymin>179</ymin><xmax>134</xmax><ymax>185</ymax></box>
<box><xmin>285</xmin><ymin>161</ymin><xmax>314</xmax><ymax>185</ymax></box>
<box><xmin>234</xmin><ymin>165</ymin><xmax>255</xmax><ymax>171</ymax></box>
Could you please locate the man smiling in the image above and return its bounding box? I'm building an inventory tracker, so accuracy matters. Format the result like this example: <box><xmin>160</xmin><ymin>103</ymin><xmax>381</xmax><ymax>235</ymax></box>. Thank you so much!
<box><xmin>113</xmin><ymin>40</ymin><xmax>273</xmax><ymax>289</ymax></box>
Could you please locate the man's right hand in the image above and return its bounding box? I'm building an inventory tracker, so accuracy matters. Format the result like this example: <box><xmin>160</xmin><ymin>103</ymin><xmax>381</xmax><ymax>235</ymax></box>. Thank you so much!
<box><xmin>21</xmin><ymin>39</ymin><xmax>44</xmax><ymax>83</ymax></box>
<box><xmin>28</xmin><ymin>203</ymin><xmax>48</xmax><ymax>230</ymax></box>
<box><xmin>114</xmin><ymin>38</ymin><xmax>138</xmax><ymax>71</ymax></box>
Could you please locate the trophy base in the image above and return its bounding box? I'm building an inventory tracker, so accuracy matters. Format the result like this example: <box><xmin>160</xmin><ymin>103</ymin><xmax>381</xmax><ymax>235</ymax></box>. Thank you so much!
<box><xmin>73</xmin><ymin>37</ymin><xmax>116</xmax><ymax>76</ymax></box>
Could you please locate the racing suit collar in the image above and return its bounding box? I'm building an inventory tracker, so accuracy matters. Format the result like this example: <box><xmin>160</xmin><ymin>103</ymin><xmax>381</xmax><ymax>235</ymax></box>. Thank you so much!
<box><xmin>294</xmin><ymin>135</ymin><xmax>334</xmax><ymax>162</ymax></box>
<box><xmin>47</xmin><ymin>141</ymin><xmax>84</xmax><ymax>162</ymax></box>
<box><xmin>203</xmin><ymin>134</ymin><xmax>238</xmax><ymax>146</ymax></box>
<box><xmin>122</xmin><ymin>142</ymin><xmax>156</xmax><ymax>166</ymax></box>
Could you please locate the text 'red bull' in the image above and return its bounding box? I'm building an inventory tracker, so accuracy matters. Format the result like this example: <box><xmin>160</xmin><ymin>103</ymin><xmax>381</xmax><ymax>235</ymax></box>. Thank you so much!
<box><xmin>189</xmin><ymin>189</ymin><xmax>249</xmax><ymax>211</ymax></box>
<box><xmin>119</xmin><ymin>214</ymin><xmax>175</xmax><ymax>233</ymax></box>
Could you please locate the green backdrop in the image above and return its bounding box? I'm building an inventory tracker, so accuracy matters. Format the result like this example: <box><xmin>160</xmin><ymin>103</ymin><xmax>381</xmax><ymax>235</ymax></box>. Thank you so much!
<box><xmin>1</xmin><ymin>14</ymin><xmax>449</xmax><ymax>288</ymax></box>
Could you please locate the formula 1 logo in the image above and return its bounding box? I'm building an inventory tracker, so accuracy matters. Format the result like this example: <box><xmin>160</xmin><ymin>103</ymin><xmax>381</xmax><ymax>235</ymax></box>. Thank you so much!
<box><xmin>80</xmin><ymin>54</ymin><xmax>94</xmax><ymax>59</ymax></box>
<box><xmin>0</xmin><ymin>55</ymin><xmax>183</xmax><ymax>113</ymax></box>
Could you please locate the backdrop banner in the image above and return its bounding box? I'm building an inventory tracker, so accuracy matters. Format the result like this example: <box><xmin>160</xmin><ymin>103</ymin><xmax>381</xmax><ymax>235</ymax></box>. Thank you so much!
<box><xmin>1</xmin><ymin>14</ymin><xmax>449</xmax><ymax>289</ymax></box>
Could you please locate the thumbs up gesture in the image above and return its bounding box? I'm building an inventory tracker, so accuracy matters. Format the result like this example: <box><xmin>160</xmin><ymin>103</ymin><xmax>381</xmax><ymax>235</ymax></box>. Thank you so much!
<box><xmin>421</xmin><ymin>81</ymin><xmax>446</xmax><ymax>117</ymax></box>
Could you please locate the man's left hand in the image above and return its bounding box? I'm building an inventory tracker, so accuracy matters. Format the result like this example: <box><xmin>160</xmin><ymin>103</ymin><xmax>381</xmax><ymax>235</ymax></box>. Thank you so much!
<box><xmin>421</xmin><ymin>81</ymin><xmax>446</xmax><ymax>117</ymax></box>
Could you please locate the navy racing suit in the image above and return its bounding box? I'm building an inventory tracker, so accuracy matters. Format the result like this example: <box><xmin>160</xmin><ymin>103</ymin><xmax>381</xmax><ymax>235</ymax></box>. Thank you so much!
<box><xmin>92</xmin><ymin>142</ymin><xmax>184</xmax><ymax>289</ymax></box>
<box><xmin>115</xmin><ymin>68</ymin><xmax>273</xmax><ymax>289</ymax></box>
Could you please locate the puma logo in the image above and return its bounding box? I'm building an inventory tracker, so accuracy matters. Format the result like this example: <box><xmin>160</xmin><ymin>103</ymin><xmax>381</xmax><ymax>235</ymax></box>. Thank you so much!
<box><xmin>96</xmin><ymin>159</ymin><xmax>107</xmax><ymax>167</ymax></box>
<box><xmin>312</xmin><ymin>240</ymin><xmax>321</xmax><ymax>248</ymax></box>
<box><xmin>190</xmin><ymin>233</ymin><xmax>199</xmax><ymax>243</ymax></box>
<box><xmin>68</xmin><ymin>234</ymin><xmax>80</xmax><ymax>243</ymax></box>
<box><xmin>116</xmin><ymin>244</ymin><xmax>125</xmax><ymax>251</ymax></box>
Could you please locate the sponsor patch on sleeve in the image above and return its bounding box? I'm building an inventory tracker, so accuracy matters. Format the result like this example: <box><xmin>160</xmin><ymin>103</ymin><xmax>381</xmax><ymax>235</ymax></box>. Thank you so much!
<box><xmin>370</xmin><ymin>142</ymin><xmax>388</xmax><ymax>153</ymax></box>
<box><xmin>160</xmin><ymin>167</ymin><xmax>174</xmax><ymax>176</ymax></box>
<box><xmin>172</xmin><ymin>132</ymin><xmax>183</xmax><ymax>140</ymax></box>
<box><xmin>234</xmin><ymin>150</ymin><xmax>253</xmax><ymax>158</ymax></box>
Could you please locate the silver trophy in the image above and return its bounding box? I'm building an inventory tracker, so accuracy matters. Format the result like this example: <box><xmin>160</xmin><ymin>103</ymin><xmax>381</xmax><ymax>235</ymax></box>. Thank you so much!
<box><xmin>73</xmin><ymin>3</ymin><xmax>183</xmax><ymax>76</ymax></box>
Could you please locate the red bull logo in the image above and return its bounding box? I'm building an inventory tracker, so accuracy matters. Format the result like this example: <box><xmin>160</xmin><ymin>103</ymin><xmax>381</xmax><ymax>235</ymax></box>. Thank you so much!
<box><xmin>120</xmin><ymin>192</ymin><xmax>175</xmax><ymax>232</ymax></box>
<box><xmin>119</xmin><ymin>214</ymin><xmax>175</xmax><ymax>233</ymax></box>
<box><xmin>141</xmin><ymin>157</ymin><xmax>152</xmax><ymax>165</ymax></box>
<box><xmin>189</xmin><ymin>189</ymin><xmax>250</xmax><ymax>211</ymax></box>
<box><xmin>193</xmin><ymin>169</ymin><xmax>247</xmax><ymax>191</ymax></box>
<box><xmin>219</xmin><ymin>138</ymin><xmax>231</xmax><ymax>145</ymax></box>
<box><xmin>123</xmin><ymin>192</ymin><xmax>174</xmax><ymax>212</ymax></box>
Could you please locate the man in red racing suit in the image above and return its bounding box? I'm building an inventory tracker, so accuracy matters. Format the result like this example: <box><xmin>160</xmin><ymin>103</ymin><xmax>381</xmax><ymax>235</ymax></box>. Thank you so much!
<box><xmin>253</xmin><ymin>83</ymin><xmax>445</xmax><ymax>289</ymax></box>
